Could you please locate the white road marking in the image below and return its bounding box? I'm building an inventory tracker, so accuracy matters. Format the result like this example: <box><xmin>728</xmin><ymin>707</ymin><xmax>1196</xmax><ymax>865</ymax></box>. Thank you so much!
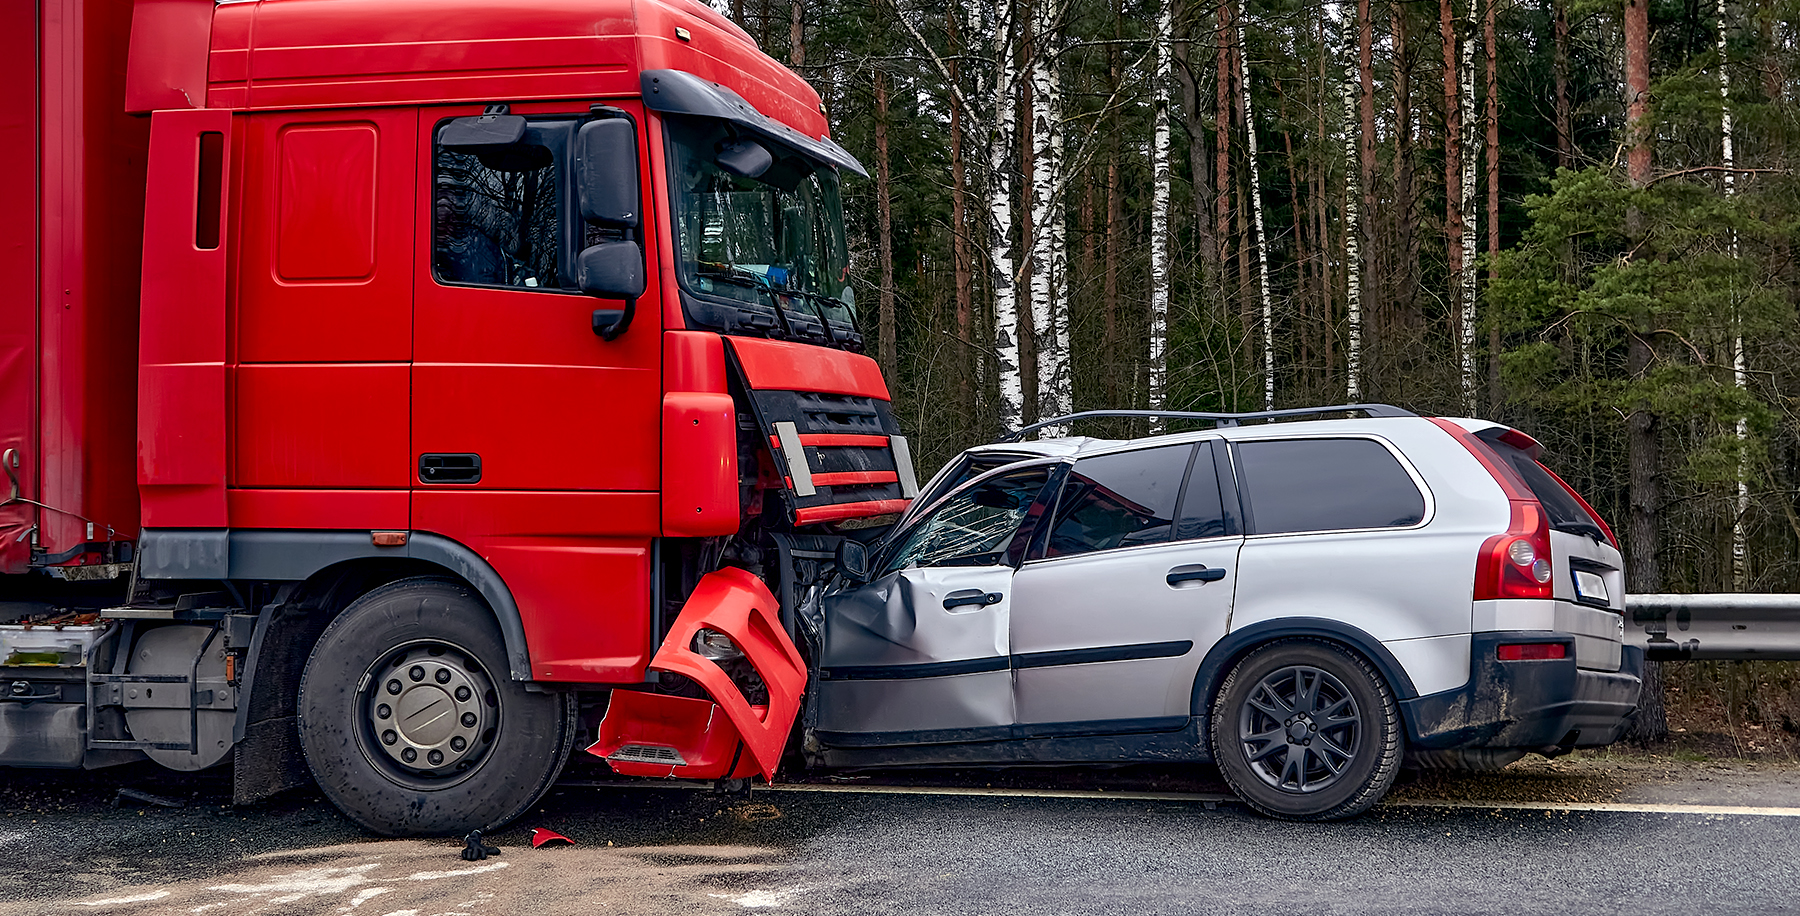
<box><xmin>339</xmin><ymin>887</ymin><xmax>394</xmax><ymax>912</ymax></box>
<box><xmin>207</xmin><ymin>863</ymin><xmax>382</xmax><ymax>898</ymax></box>
<box><xmin>708</xmin><ymin>885</ymin><xmax>809</xmax><ymax>908</ymax></box>
<box><xmin>400</xmin><ymin>862</ymin><xmax>509</xmax><ymax>881</ymax></box>
<box><xmin>752</xmin><ymin>780</ymin><xmax>1800</xmax><ymax>817</ymax></box>
<box><xmin>72</xmin><ymin>891</ymin><xmax>172</xmax><ymax>907</ymax></box>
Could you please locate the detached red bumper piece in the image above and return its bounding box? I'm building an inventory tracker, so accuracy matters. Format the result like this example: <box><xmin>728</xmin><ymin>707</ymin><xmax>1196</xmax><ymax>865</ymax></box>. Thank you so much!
<box><xmin>588</xmin><ymin>567</ymin><xmax>806</xmax><ymax>781</ymax></box>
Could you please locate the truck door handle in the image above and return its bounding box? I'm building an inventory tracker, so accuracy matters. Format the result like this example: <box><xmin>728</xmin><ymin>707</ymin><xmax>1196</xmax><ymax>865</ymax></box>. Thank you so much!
<box><xmin>1167</xmin><ymin>565</ymin><xmax>1227</xmax><ymax>586</ymax></box>
<box><xmin>944</xmin><ymin>589</ymin><xmax>1004</xmax><ymax>610</ymax></box>
<box><xmin>419</xmin><ymin>453</ymin><xmax>482</xmax><ymax>484</ymax></box>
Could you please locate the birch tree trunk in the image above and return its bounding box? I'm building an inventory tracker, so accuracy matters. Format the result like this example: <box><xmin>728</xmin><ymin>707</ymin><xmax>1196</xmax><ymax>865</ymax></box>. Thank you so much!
<box><xmin>1459</xmin><ymin>0</ymin><xmax>1479</xmax><ymax>412</ymax></box>
<box><xmin>1721</xmin><ymin>0</ymin><xmax>1746</xmax><ymax>590</ymax></box>
<box><xmin>984</xmin><ymin>0</ymin><xmax>1024</xmax><ymax>432</ymax></box>
<box><xmin>1148</xmin><ymin>0</ymin><xmax>1173</xmax><ymax>423</ymax></box>
<box><xmin>1238</xmin><ymin>10</ymin><xmax>1274</xmax><ymax>410</ymax></box>
<box><xmin>1343</xmin><ymin>4</ymin><xmax>1363</xmax><ymax>401</ymax></box>
<box><xmin>1440</xmin><ymin>0</ymin><xmax>1465</xmax><ymax>399</ymax></box>
<box><xmin>1485</xmin><ymin>0</ymin><xmax>1501</xmax><ymax>415</ymax></box>
<box><xmin>1029</xmin><ymin>0</ymin><xmax>1071</xmax><ymax>432</ymax></box>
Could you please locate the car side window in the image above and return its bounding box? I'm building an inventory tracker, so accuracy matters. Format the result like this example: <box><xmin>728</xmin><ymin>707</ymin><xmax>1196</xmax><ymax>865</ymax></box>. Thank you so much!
<box><xmin>1174</xmin><ymin>442</ymin><xmax>1228</xmax><ymax>540</ymax></box>
<box><xmin>1041</xmin><ymin>445</ymin><xmax>1194</xmax><ymax>558</ymax></box>
<box><xmin>883</xmin><ymin>466</ymin><xmax>1052</xmax><ymax>573</ymax></box>
<box><xmin>1237</xmin><ymin>438</ymin><xmax>1426</xmax><ymax>535</ymax></box>
<box><xmin>432</xmin><ymin>121</ymin><xmax>567</xmax><ymax>291</ymax></box>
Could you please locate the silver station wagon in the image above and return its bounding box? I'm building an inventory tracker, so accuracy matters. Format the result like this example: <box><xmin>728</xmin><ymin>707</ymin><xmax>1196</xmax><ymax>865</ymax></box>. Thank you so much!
<box><xmin>806</xmin><ymin>405</ymin><xmax>1642</xmax><ymax>820</ymax></box>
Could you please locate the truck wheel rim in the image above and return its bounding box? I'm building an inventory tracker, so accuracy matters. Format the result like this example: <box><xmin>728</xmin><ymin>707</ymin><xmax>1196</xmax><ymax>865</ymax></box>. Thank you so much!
<box><xmin>357</xmin><ymin>640</ymin><xmax>498</xmax><ymax>789</ymax></box>
<box><xmin>1237</xmin><ymin>664</ymin><xmax>1362</xmax><ymax>794</ymax></box>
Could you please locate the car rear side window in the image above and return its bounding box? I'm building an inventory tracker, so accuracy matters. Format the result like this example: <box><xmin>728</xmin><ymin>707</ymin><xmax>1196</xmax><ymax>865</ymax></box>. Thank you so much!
<box><xmin>1237</xmin><ymin>438</ymin><xmax>1425</xmax><ymax>535</ymax></box>
<box><xmin>1042</xmin><ymin>444</ymin><xmax>1194</xmax><ymax>558</ymax></box>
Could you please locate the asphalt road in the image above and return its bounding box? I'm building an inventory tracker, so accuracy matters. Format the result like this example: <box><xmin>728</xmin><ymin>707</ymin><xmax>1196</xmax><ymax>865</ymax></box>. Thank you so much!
<box><xmin>3</xmin><ymin>761</ymin><xmax>1798</xmax><ymax>915</ymax></box>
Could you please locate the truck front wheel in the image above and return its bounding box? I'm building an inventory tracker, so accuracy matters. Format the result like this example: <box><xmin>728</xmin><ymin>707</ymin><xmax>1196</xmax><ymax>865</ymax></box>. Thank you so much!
<box><xmin>298</xmin><ymin>578</ymin><xmax>575</xmax><ymax>836</ymax></box>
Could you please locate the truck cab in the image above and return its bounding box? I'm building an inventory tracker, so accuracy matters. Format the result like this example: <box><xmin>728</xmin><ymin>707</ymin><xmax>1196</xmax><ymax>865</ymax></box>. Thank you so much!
<box><xmin>1</xmin><ymin>0</ymin><xmax>911</xmax><ymax>836</ymax></box>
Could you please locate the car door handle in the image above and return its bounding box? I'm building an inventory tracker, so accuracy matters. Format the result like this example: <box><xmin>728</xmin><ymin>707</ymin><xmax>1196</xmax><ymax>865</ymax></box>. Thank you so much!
<box><xmin>1167</xmin><ymin>565</ymin><xmax>1228</xmax><ymax>586</ymax></box>
<box><xmin>944</xmin><ymin>589</ymin><xmax>1004</xmax><ymax>610</ymax></box>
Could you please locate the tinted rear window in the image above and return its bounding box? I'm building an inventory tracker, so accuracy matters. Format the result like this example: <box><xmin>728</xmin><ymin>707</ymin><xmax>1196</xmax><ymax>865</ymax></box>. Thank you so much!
<box><xmin>1236</xmin><ymin>438</ymin><xmax>1426</xmax><ymax>535</ymax></box>
<box><xmin>1481</xmin><ymin>439</ymin><xmax>1607</xmax><ymax>538</ymax></box>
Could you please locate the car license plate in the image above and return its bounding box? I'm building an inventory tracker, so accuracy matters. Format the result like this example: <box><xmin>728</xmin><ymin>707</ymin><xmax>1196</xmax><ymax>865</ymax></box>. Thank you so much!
<box><xmin>1573</xmin><ymin>569</ymin><xmax>1609</xmax><ymax>605</ymax></box>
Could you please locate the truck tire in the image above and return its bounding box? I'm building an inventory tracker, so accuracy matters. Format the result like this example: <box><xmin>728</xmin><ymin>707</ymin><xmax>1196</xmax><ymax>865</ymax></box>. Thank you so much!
<box><xmin>1209</xmin><ymin>639</ymin><xmax>1402</xmax><ymax>821</ymax></box>
<box><xmin>297</xmin><ymin>577</ymin><xmax>576</xmax><ymax>836</ymax></box>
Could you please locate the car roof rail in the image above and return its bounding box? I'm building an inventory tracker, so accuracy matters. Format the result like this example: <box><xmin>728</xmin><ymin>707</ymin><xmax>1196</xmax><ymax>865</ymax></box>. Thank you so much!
<box><xmin>995</xmin><ymin>404</ymin><xmax>1418</xmax><ymax>443</ymax></box>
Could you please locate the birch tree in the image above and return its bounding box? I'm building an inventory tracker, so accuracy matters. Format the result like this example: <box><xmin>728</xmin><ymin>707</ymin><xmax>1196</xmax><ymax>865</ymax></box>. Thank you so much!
<box><xmin>1147</xmin><ymin>0</ymin><xmax>1172</xmax><ymax>423</ymax></box>
<box><xmin>1029</xmin><ymin>0</ymin><xmax>1071</xmax><ymax>431</ymax></box>
<box><xmin>1343</xmin><ymin>1</ymin><xmax>1364</xmax><ymax>401</ymax></box>
<box><xmin>1238</xmin><ymin>7</ymin><xmax>1275</xmax><ymax>410</ymax></box>
<box><xmin>1459</xmin><ymin>0</ymin><xmax>1479</xmax><ymax>411</ymax></box>
<box><xmin>1720</xmin><ymin>0</ymin><xmax>1745</xmax><ymax>590</ymax></box>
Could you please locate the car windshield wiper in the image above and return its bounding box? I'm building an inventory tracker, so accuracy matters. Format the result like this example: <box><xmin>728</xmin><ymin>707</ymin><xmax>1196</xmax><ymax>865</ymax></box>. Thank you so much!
<box><xmin>1553</xmin><ymin>519</ymin><xmax>1607</xmax><ymax>542</ymax></box>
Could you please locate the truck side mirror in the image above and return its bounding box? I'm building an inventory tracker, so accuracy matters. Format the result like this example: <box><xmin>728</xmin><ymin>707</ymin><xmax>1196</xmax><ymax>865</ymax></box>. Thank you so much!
<box><xmin>835</xmin><ymin>539</ymin><xmax>872</xmax><ymax>585</ymax></box>
<box><xmin>576</xmin><ymin>119</ymin><xmax>640</xmax><ymax>227</ymax></box>
<box><xmin>715</xmin><ymin>138</ymin><xmax>772</xmax><ymax>179</ymax></box>
<box><xmin>578</xmin><ymin>241</ymin><xmax>646</xmax><ymax>301</ymax></box>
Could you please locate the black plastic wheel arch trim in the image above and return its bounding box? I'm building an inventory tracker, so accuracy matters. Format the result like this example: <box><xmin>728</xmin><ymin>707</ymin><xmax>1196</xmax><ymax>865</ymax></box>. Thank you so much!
<box><xmin>136</xmin><ymin>529</ymin><xmax>533</xmax><ymax>681</ymax></box>
<box><xmin>1190</xmin><ymin>618</ymin><xmax>1421</xmax><ymax>730</ymax></box>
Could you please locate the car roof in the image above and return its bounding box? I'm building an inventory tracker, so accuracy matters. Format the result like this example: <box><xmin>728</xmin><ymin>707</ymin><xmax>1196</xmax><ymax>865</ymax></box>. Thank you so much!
<box><xmin>967</xmin><ymin>415</ymin><xmax>1467</xmax><ymax>463</ymax></box>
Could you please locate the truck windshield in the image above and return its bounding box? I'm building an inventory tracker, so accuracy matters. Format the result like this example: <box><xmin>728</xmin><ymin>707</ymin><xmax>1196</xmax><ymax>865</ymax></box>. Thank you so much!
<box><xmin>665</xmin><ymin>116</ymin><xmax>856</xmax><ymax>340</ymax></box>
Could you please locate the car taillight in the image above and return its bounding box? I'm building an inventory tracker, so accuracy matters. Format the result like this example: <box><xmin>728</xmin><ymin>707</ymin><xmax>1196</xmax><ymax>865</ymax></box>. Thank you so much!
<box><xmin>1474</xmin><ymin>500</ymin><xmax>1554</xmax><ymax>601</ymax></box>
<box><xmin>1497</xmin><ymin>642</ymin><xmax>1566</xmax><ymax>661</ymax></box>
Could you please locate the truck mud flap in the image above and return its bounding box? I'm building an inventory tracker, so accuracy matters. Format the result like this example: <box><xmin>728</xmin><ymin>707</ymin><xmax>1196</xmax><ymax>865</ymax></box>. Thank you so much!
<box><xmin>588</xmin><ymin>567</ymin><xmax>805</xmax><ymax>781</ymax></box>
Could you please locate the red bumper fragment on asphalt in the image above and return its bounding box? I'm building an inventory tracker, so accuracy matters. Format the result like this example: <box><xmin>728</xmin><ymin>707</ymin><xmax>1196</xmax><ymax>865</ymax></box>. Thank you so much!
<box><xmin>588</xmin><ymin>567</ymin><xmax>806</xmax><ymax>781</ymax></box>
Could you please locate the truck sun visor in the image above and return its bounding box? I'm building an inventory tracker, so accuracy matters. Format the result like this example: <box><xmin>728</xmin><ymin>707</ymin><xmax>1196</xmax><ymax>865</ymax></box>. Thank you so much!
<box><xmin>641</xmin><ymin>69</ymin><xmax>869</xmax><ymax>178</ymax></box>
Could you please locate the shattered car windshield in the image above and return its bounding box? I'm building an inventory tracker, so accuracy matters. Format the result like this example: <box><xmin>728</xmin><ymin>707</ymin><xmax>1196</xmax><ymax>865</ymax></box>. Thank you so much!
<box><xmin>883</xmin><ymin>467</ymin><xmax>1052</xmax><ymax>572</ymax></box>
<box><xmin>665</xmin><ymin>116</ymin><xmax>855</xmax><ymax>329</ymax></box>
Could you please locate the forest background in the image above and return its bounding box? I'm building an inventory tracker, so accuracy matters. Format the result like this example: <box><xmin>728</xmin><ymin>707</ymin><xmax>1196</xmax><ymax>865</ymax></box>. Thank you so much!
<box><xmin>720</xmin><ymin>0</ymin><xmax>1800</xmax><ymax>749</ymax></box>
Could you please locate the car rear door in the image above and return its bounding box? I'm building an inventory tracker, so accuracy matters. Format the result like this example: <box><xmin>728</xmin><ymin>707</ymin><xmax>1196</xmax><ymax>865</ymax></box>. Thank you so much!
<box><xmin>1009</xmin><ymin>440</ymin><xmax>1242</xmax><ymax>731</ymax></box>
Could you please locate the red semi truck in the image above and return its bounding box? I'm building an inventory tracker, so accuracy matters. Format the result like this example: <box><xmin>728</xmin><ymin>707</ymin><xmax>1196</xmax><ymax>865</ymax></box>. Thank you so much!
<box><xmin>1</xmin><ymin>0</ymin><xmax>915</xmax><ymax>835</ymax></box>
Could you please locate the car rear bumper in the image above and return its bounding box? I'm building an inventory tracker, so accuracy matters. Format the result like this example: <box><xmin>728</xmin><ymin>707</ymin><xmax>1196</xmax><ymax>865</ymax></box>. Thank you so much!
<box><xmin>1400</xmin><ymin>631</ymin><xmax>1643</xmax><ymax>750</ymax></box>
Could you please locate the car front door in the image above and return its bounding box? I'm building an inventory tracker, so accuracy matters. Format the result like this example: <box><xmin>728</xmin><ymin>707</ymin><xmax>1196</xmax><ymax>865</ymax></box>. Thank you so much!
<box><xmin>815</xmin><ymin>463</ymin><xmax>1058</xmax><ymax>745</ymax></box>
<box><xmin>1009</xmin><ymin>440</ymin><xmax>1242</xmax><ymax>733</ymax></box>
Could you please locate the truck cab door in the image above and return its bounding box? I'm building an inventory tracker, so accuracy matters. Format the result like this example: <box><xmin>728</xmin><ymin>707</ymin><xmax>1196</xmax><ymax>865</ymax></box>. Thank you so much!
<box><xmin>813</xmin><ymin>463</ymin><xmax>1059</xmax><ymax>746</ymax></box>
<box><xmin>411</xmin><ymin>103</ymin><xmax>663</xmax><ymax>683</ymax></box>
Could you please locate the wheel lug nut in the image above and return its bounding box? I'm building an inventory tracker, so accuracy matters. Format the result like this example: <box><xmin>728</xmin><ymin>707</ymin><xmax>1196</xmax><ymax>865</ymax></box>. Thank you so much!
<box><xmin>386</xmin><ymin>680</ymin><xmax>402</xmax><ymax>695</ymax></box>
<box><xmin>409</xmin><ymin>666</ymin><xmax>426</xmax><ymax>682</ymax></box>
<box><xmin>382</xmin><ymin>729</ymin><xmax>397</xmax><ymax>746</ymax></box>
<box><xmin>428</xmin><ymin>750</ymin><xmax>444</xmax><ymax>766</ymax></box>
<box><xmin>455</xmin><ymin>686</ymin><xmax>471</xmax><ymax>702</ymax></box>
<box><xmin>402</xmin><ymin>748</ymin><xmax>417</xmax><ymax>763</ymax></box>
<box><xmin>451</xmin><ymin>736</ymin><xmax>467</xmax><ymax>752</ymax></box>
<box><xmin>461</xmin><ymin>712</ymin><xmax>478</xmax><ymax>728</ymax></box>
<box><xmin>377</xmin><ymin>704</ymin><xmax>391</xmax><ymax>719</ymax></box>
<box><xmin>435</xmin><ymin>668</ymin><xmax>452</xmax><ymax>684</ymax></box>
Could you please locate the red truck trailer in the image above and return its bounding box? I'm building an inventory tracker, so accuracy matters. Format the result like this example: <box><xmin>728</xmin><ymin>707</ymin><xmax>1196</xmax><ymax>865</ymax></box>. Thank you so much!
<box><xmin>1</xmin><ymin>0</ymin><xmax>915</xmax><ymax>836</ymax></box>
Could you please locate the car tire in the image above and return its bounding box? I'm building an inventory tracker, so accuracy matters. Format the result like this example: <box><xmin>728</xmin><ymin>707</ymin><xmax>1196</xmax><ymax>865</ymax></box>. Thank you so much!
<box><xmin>298</xmin><ymin>577</ymin><xmax>577</xmax><ymax>837</ymax></box>
<box><xmin>1209</xmin><ymin>638</ymin><xmax>1403</xmax><ymax>820</ymax></box>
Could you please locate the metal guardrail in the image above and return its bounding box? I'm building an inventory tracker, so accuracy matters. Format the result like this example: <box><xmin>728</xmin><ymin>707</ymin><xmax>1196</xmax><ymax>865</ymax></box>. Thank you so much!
<box><xmin>1625</xmin><ymin>594</ymin><xmax>1800</xmax><ymax>660</ymax></box>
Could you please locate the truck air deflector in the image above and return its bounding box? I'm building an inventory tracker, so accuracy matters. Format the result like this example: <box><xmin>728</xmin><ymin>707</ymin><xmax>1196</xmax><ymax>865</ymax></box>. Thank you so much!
<box><xmin>641</xmin><ymin>69</ymin><xmax>868</xmax><ymax>177</ymax></box>
<box><xmin>589</xmin><ymin>567</ymin><xmax>805</xmax><ymax>781</ymax></box>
